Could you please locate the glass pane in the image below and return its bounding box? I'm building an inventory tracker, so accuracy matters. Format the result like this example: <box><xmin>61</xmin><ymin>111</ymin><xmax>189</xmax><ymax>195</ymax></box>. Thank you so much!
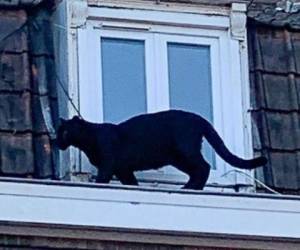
<box><xmin>168</xmin><ymin>42</ymin><xmax>215</xmax><ymax>168</ymax></box>
<box><xmin>101</xmin><ymin>38</ymin><xmax>147</xmax><ymax>123</ymax></box>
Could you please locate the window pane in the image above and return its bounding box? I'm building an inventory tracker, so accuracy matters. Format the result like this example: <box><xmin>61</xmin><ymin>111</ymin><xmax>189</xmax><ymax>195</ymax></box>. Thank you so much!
<box><xmin>101</xmin><ymin>38</ymin><xmax>147</xmax><ymax>123</ymax></box>
<box><xmin>168</xmin><ymin>42</ymin><xmax>215</xmax><ymax>168</ymax></box>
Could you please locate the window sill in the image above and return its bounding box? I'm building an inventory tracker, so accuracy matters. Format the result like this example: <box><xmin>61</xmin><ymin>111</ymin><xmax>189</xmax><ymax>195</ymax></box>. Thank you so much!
<box><xmin>0</xmin><ymin>177</ymin><xmax>299</xmax><ymax>239</ymax></box>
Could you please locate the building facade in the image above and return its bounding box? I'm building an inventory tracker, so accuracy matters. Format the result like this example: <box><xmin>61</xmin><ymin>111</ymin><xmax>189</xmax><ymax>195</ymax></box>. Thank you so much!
<box><xmin>0</xmin><ymin>0</ymin><xmax>300</xmax><ymax>249</ymax></box>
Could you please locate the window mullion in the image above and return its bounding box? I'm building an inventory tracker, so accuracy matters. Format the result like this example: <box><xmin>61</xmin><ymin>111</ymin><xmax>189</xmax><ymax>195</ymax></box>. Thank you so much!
<box><xmin>145</xmin><ymin>33</ymin><xmax>157</xmax><ymax>113</ymax></box>
<box><xmin>154</xmin><ymin>33</ymin><xmax>170</xmax><ymax>112</ymax></box>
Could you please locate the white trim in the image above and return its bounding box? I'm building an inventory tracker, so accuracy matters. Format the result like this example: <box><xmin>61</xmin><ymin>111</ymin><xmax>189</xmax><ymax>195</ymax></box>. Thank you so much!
<box><xmin>67</xmin><ymin>2</ymin><xmax>82</xmax><ymax>172</ymax></box>
<box><xmin>237</xmin><ymin>36</ymin><xmax>254</xmax><ymax>185</ymax></box>
<box><xmin>88</xmin><ymin>0</ymin><xmax>231</xmax><ymax>16</ymax></box>
<box><xmin>69</xmin><ymin>0</ymin><xmax>88</xmax><ymax>28</ymax></box>
<box><xmin>78</xmin><ymin>26</ymin><xmax>103</xmax><ymax>123</ymax></box>
<box><xmin>88</xmin><ymin>6</ymin><xmax>230</xmax><ymax>30</ymax></box>
<box><xmin>0</xmin><ymin>180</ymin><xmax>299</xmax><ymax>239</ymax></box>
<box><xmin>230</xmin><ymin>3</ymin><xmax>247</xmax><ymax>41</ymax></box>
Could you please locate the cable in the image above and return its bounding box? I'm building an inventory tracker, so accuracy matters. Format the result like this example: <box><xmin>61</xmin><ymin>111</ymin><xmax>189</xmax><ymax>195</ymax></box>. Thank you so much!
<box><xmin>0</xmin><ymin>22</ymin><xmax>28</xmax><ymax>50</ymax></box>
<box><xmin>221</xmin><ymin>169</ymin><xmax>281</xmax><ymax>195</ymax></box>
<box><xmin>55</xmin><ymin>73</ymin><xmax>83</xmax><ymax>119</ymax></box>
<box><xmin>247</xmin><ymin>0</ymin><xmax>256</xmax><ymax>9</ymax></box>
<box><xmin>0</xmin><ymin>17</ymin><xmax>83</xmax><ymax>119</ymax></box>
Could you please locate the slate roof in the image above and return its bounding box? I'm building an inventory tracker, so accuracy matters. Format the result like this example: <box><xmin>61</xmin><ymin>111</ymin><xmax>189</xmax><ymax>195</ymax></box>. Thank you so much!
<box><xmin>248</xmin><ymin>1</ymin><xmax>300</xmax><ymax>30</ymax></box>
<box><xmin>0</xmin><ymin>4</ymin><xmax>58</xmax><ymax>178</ymax></box>
<box><xmin>0</xmin><ymin>0</ymin><xmax>57</xmax><ymax>8</ymax></box>
<box><xmin>247</xmin><ymin>2</ymin><xmax>300</xmax><ymax>192</ymax></box>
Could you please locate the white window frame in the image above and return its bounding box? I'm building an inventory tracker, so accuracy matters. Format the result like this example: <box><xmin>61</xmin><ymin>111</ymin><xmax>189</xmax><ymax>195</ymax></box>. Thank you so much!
<box><xmin>72</xmin><ymin>2</ymin><xmax>252</xmax><ymax>188</ymax></box>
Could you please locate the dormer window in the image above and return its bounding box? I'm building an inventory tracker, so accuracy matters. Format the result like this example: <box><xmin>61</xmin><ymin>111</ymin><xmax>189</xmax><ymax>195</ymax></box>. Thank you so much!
<box><xmin>70</xmin><ymin>1</ymin><xmax>251</xmax><ymax>189</ymax></box>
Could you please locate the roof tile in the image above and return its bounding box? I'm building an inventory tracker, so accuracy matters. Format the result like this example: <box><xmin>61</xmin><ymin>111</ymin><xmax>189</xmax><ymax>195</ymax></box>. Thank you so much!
<box><xmin>0</xmin><ymin>53</ymin><xmax>30</xmax><ymax>91</ymax></box>
<box><xmin>32</xmin><ymin>57</ymin><xmax>57</xmax><ymax>98</ymax></box>
<box><xmin>266</xmin><ymin>112</ymin><xmax>300</xmax><ymax>150</ymax></box>
<box><xmin>249</xmin><ymin>72</ymin><xmax>267</xmax><ymax>109</ymax></box>
<box><xmin>0</xmin><ymin>92</ymin><xmax>32</xmax><ymax>131</ymax></box>
<box><xmin>248</xmin><ymin>2</ymin><xmax>300</xmax><ymax>30</ymax></box>
<box><xmin>33</xmin><ymin>134</ymin><xmax>54</xmax><ymax>178</ymax></box>
<box><xmin>28</xmin><ymin>10</ymin><xmax>54</xmax><ymax>56</ymax></box>
<box><xmin>32</xmin><ymin>95</ymin><xmax>55</xmax><ymax>134</ymax></box>
<box><xmin>0</xmin><ymin>10</ymin><xmax>26</xmax><ymax>43</ymax></box>
<box><xmin>253</xmin><ymin>148</ymin><xmax>274</xmax><ymax>187</ymax></box>
<box><xmin>263</xmin><ymin>74</ymin><xmax>299</xmax><ymax>110</ymax></box>
<box><xmin>291</xmin><ymin>32</ymin><xmax>300</xmax><ymax>74</ymax></box>
<box><xmin>251</xmin><ymin>111</ymin><xmax>271</xmax><ymax>150</ymax></box>
<box><xmin>269</xmin><ymin>152</ymin><xmax>300</xmax><ymax>190</ymax></box>
<box><xmin>0</xmin><ymin>26</ymin><xmax>28</xmax><ymax>53</ymax></box>
<box><xmin>0</xmin><ymin>133</ymin><xmax>34</xmax><ymax>175</ymax></box>
<box><xmin>257</xmin><ymin>29</ymin><xmax>290</xmax><ymax>73</ymax></box>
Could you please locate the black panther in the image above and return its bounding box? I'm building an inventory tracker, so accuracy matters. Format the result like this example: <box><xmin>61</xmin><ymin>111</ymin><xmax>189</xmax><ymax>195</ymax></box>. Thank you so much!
<box><xmin>56</xmin><ymin>110</ymin><xmax>267</xmax><ymax>190</ymax></box>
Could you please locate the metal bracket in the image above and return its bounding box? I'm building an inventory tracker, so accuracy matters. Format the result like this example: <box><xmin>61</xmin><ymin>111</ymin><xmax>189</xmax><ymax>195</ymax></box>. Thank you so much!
<box><xmin>230</xmin><ymin>3</ymin><xmax>247</xmax><ymax>41</ymax></box>
<box><xmin>69</xmin><ymin>0</ymin><xmax>88</xmax><ymax>28</ymax></box>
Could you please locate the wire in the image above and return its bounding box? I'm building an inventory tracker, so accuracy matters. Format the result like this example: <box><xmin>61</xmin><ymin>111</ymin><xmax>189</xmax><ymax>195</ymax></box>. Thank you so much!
<box><xmin>247</xmin><ymin>0</ymin><xmax>256</xmax><ymax>9</ymax></box>
<box><xmin>0</xmin><ymin>22</ymin><xmax>28</xmax><ymax>86</ymax></box>
<box><xmin>55</xmin><ymin>73</ymin><xmax>83</xmax><ymax>119</ymax></box>
<box><xmin>0</xmin><ymin>22</ymin><xmax>28</xmax><ymax>50</ymax></box>
<box><xmin>0</xmin><ymin>16</ymin><xmax>82</xmax><ymax>118</ymax></box>
<box><xmin>221</xmin><ymin>169</ymin><xmax>281</xmax><ymax>195</ymax></box>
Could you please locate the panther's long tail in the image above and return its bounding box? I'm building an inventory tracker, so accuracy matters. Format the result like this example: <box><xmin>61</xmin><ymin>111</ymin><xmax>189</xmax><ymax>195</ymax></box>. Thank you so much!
<box><xmin>203</xmin><ymin>122</ymin><xmax>267</xmax><ymax>169</ymax></box>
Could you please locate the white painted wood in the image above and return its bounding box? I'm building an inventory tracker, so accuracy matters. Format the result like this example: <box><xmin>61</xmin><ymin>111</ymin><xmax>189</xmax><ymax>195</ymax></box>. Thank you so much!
<box><xmin>78</xmin><ymin>25</ymin><xmax>104</xmax><ymax>174</ymax></box>
<box><xmin>237</xmin><ymin>36</ymin><xmax>254</xmax><ymax>185</ymax></box>
<box><xmin>0</xmin><ymin>180</ymin><xmax>299</xmax><ymax>239</ymax></box>
<box><xmin>78</xmin><ymin>25</ymin><xmax>103</xmax><ymax>123</ymax></box>
<box><xmin>230</xmin><ymin>3</ymin><xmax>247</xmax><ymax>40</ymax></box>
<box><xmin>88</xmin><ymin>7</ymin><xmax>230</xmax><ymax>30</ymax></box>
<box><xmin>89</xmin><ymin>20</ymin><xmax>227</xmax><ymax>38</ymax></box>
<box><xmin>220</xmin><ymin>38</ymin><xmax>246</xmax><ymax>184</ymax></box>
<box><xmin>69</xmin><ymin>0</ymin><xmax>88</xmax><ymax>28</ymax></box>
<box><xmin>88</xmin><ymin>0</ymin><xmax>230</xmax><ymax>16</ymax></box>
<box><xmin>67</xmin><ymin>1</ymin><xmax>83</xmax><ymax>173</ymax></box>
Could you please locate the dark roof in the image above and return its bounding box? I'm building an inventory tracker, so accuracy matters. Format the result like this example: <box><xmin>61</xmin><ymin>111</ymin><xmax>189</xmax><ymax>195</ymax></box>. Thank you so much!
<box><xmin>248</xmin><ymin>19</ymin><xmax>300</xmax><ymax>191</ymax></box>
<box><xmin>248</xmin><ymin>1</ymin><xmax>300</xmax><ymax>30</ymax></box>
<box><xmin>0</xmin><ymin>6</ymin><xmax>58</xmax><ymax>178</ymax></box>
<box><xmin>0</xmin><ymin>0</ymin><xmax>43</xmax><ymax>7</ymax></box>
<box><xmin>0</xmin><ymin>0</ymin><xmax>58</xmax><ymax>9</ymax></box>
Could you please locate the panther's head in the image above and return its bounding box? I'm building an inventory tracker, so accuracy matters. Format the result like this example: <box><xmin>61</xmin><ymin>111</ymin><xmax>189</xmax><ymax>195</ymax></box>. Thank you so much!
<box><xmin>56</xmin><ymin>116</ymin><xmax>83</xmax><ymax>150</ymax></box>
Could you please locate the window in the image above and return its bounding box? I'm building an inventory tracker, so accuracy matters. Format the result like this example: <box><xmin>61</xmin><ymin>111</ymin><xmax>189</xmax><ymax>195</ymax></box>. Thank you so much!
<box><xmin>101</xmin><ymin>38</ymin><xmax>147</xmax><ymax>123</ymax></box>
<box><xmin>75</xmin><ymin>3</ymin><xmax>251</xmax><ymax>187</ymax></box>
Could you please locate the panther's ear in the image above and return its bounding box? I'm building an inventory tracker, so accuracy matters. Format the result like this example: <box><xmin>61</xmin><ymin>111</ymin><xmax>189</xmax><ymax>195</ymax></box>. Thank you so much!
<box><xmin>72</xmin><ymin>116</ymin><xmax>81</xmax><ymax>122</ymax></box>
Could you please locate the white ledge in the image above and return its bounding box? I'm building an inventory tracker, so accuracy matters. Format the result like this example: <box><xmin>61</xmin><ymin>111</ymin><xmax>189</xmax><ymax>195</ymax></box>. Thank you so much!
<box><xmin>0</xmin><ymin>178</ymin><xmax>299</xmax><ymax>239</ymax></box>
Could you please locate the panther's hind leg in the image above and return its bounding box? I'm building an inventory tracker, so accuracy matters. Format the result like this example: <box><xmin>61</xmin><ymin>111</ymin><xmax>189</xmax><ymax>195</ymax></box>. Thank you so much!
<box><xmin>174</xmin><ymin>135</ymin><xmax>210</xmax><ymax>190</ymax></box>
<box><xmin>115</xmin><ymin>171</ymin><xmax>139</xmax><ymax>186</ymax></box>
<box><xmin>178</xmin><ymin>154</ymin><xmax>211</xmax><ymax>190</ymax></box>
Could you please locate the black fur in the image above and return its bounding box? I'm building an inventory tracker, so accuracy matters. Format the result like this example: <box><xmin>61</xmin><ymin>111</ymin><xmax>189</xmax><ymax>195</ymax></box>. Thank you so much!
<box><xmin>56</xmin><ymin>110</ymin><xmax>267</xmax><ymax>190</ymax></box>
